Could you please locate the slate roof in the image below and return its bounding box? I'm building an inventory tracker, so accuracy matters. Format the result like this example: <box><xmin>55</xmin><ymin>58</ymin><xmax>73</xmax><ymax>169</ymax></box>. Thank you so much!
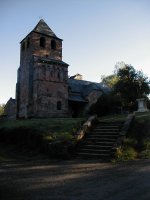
<box><xmin>21</xmin><ymin>19</ymin><xmax>61</xmax><ymax>43</ymax></box>
<box><xmin>68</xmin><ymin>78</ymin><xmax>110</xmax><ymax>102</ymax></box>
<box><xmin>33</xmin><ymin>19</ymin><xmax>58</xmax><ymax>38</ymax></box>
<box><xmin>33</xmin><ymin>56</ymin><xmax>69</xmax><ymax>66</ymax></box>
<box><xmin>68</xmin><ymin>95</ymin><xmax>88</xmax><ymax>103</ymax></box>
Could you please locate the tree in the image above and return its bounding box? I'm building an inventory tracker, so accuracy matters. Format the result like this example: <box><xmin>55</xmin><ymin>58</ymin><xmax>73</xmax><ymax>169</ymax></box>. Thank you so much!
<box><xmin>101</xmin><ymin>74</ymin><xmax>119</xmax><ymax>88</ymax></box>
<box><xmin>114</xmin><ymin>64</ymin><xmax>150</xmax><ymax>111</ymax></box>
<box><xmin>0</xmin><ymin>104</ymin><xmax>5</xmax><ymax>116</ymax></box>
<box><xmin>90</xmin><ymin>93</ymin><xmax>122</xmax><ymax>116</ymax></box>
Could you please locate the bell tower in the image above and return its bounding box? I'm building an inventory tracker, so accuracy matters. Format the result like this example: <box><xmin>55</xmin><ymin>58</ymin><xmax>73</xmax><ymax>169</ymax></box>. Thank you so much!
<box><xmin>16</xmin><ymin>19</ymin><xmax>69</xmax><ymax>118</ymax></box>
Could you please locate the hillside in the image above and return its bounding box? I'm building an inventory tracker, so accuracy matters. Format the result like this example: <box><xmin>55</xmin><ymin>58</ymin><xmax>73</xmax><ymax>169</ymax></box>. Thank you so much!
<box><xmin>115</xmin><ymin>112</ymin><xmax>150</xmax><ymax>161</ymax></box>
<box><xmin>0</xmin><ymin>118</ymin><xmax>84</xmax><ymax>160</ymax></box>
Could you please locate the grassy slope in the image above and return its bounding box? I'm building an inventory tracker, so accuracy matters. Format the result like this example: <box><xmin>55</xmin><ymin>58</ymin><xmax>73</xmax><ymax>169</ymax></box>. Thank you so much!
<box><xmin>0</xmin><ymin>113</ymin><xmax>149</xmax><ymax>161</ymax></box>
<box><xmin>0</xmin><ymin>118</ymin><xmax>84</xmax><ymax>133</ymax></box>
<box><xmin>115</xmin><ymin>112</ymin><xmax>150</xmax><ymax>161</ymax></box>
<box><xmin>0</xmin><ymin>118</ymin><xmax>85</xmax><ymax>160</ymax></box>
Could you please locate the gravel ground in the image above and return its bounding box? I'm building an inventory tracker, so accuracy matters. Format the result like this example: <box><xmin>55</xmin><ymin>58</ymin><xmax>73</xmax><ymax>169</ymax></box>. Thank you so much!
<box><xmin>0</xmin><ymin>158</ymin><xmax>150</xmax><ymax>200</ymax></box>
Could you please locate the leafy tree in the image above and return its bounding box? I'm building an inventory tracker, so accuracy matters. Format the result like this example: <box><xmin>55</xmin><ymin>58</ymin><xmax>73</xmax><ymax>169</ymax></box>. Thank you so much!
<box><xmin>0</xmin><ymin>104</ymin><xmax>5</xmax><ymax>116</ymax></box>
<box><xmin>90</xmin><ymin>93</ymin><xmax>122</xmax><ymax>116</ymax></box>
<box><xmin>114</xmin><ymin>64</ymin><xmax>150</xmax><ymax>111</ymax></box>
<box><xmin>101</xmin><ymin>74</ymin><xmax>119</xmax><ymax>88</ymax></box>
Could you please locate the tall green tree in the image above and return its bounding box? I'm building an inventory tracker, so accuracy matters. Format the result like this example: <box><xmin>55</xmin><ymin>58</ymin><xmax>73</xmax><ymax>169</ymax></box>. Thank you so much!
<box><xmin>114</xmin><ymin>64</ymin><xmax>150</xmax><ymax>110</ymax></box>
<box><xmin>0</xmin><ymin>104</ymin><xmax>5</xmax><ymax>116</ymax></box>
<box><xmin>101</xmin><ymin>74</ymin><xmax>119</xmax><ymax>88</ymax></box>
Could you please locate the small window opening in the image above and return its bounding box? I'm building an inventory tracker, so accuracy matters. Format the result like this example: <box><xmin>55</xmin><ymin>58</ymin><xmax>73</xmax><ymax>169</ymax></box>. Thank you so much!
<box><xmin>22</xmin><ymin>42</ymin><xmax>25</xmax><ymax>51</ymax></box>
<box><xmin>57</xmin><ymin>71</ymin><xmax>60</xmax><ymax>79</ymax></box>
<box><xmin>51</xmin><ymin>70</ymin><xmax>54</xmax><ymax>78</ymax></box>
<box><xmin>51</xmin><ymin>40</ymin><xmax>56</xmax><ymax>50</ymax></box>
<box><xmin>40</xmin><ymin>37</ymin><xmax>46</xmax><ymax>47</ymax></box>
<box><xmin>27</xmin><ymin>37</ymin><xmax>30</xmax><ymax>48</ymax></box>
<box><xmin>57</xmin><ymin>101</ymin><xmax>62</xmax><ymax>110</ymax></box>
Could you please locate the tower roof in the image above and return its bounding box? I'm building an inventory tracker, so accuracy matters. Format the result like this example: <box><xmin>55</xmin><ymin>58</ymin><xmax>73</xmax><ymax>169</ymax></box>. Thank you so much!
<box><xmin>20</xmin><ymin>19</ymin><xmax>62</xmax><ymax>43</ymax></box>
<box><xmin>33</xmin><ymin>19</ymin><xmax>58</xmax><ymax>38</ymax></box>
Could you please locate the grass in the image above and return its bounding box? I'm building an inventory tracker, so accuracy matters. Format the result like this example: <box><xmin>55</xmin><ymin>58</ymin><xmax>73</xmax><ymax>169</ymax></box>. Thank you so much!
<box><xmin>0</xmin><ymin>118</ymin><xmax>84</xmax><ymax>133</ymax></box>
<box><xmin>98</xmin><ymin>114</ymin><xmax>127</xmax><ymax>122</ymax></box>
<box><xmin>115</xmin><ymin>112</ymin><xmax>150</xmax><ymax>161</ymax></box>
<box><xmin>0</xmin><ymin>118</ymin><xmax>85</xmax><ymax>159</ymax></box>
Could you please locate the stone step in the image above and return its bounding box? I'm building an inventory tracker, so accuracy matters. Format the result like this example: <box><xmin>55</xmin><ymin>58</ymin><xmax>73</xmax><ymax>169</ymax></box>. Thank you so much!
<box><xmin>95</xmin><ymin>125</ymin><xmax>121</xmax><ymax>128</ymax></box>
<box><xmin>86</xmin><ymin>141</ymin><xmax>115</xmax><ymax>145</ymax></box>
<box><xmin>87</xmin><ymin>135</ymin><xmax>118</xmax><ymax>139</ymax></box>
<box><xmin>77</xmin><ymin>120</ymin><xmax>123</xmax><ymax>160</ymax></box>
<box><xmin>89</xmin><ymin>133</ymin><xmax>119</xmax><ymax>136</ymax></box>
<box><xmin>99</xmin><ymin>121</ymin><xmax>123</xmax><ymax>124</ymax></box>
<box><xmin>83</xmin><ymin>144</ymin><xmax>113</xmax><ymax>150</ymax></box>
<box><xmin>85</xmin><ymin>137</ymin><xmax>116</xmax><ymax>142</ymax></box>
<box><xmin>93</xmin><ymin>129</ymin><xmax>120</xmax><ymax>132</ymax></box>
<box><xmin>80</xmin><ymin>148</ymin><xmax>111</xmax><ymax>153</ymax></box>
<box><xmin>78</xmin><ymin>152</ymin><xmax>110</xmax><ymax>158</ymax></box>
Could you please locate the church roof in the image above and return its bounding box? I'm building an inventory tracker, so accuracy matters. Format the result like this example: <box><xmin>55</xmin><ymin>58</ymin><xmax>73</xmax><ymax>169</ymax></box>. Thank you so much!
<box><xmin>68</xmin><ymin>78</ymin><xmax>110</xmax><ymax>102</ymax></box>
<box><xmin>33</xmin><ymin>19</ymin><xmax>58</xmax><ymax>38</ymax></box>
<box><xmin>20</xmin><ymin>19</ymin><xmax>62</xmax><ymax>43</ymax></box>
<box><xmin>33</xmin><ymin>55</ymin><xmax>69</xmax><ymax>66</ymax></box>
<box><xmin>68</xmin><ymin>78</ymin><xmax>109</xmax><ymax>94</ymax></box>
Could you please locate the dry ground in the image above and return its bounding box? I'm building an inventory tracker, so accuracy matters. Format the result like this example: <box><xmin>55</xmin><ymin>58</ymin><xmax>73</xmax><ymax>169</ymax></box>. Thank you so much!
<box><xmin>0</xmin><ymin>158</ymin><xmax>150</xmax><ymax>200</ymax></box>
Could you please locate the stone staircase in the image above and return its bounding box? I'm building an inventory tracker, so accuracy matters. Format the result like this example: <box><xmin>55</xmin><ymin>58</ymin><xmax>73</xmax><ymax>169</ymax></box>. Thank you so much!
<box><xmin>77</xmin><ymin>121</ymin><xmax>123</xmax><ymax>160</ymax></box>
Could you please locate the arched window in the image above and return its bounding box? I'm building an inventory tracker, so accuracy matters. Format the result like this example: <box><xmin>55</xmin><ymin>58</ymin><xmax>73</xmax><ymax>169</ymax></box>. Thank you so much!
<box><xmin>22</xmin><ymin>42</ymin><xmax>25</xmax><ymax>51</ymax></box>
<box><xmin>51</xmin><ymin>70</ymin><xmax>54</xmax><ymax>78</ymax></box>
<box><xmin>57</xmin><ymin>101</ymin><xmax>62</xmax><ymax>110</ymax></box>
<box><xmin>51</xmin><ymin>40</ymin><xmax>56</xmax><ymax>50</ymax></box>
<box><xmin>27</xmin><ymin>37</ymin><xmax>30</xmax><ymax>48</ymax></box>
<box><xmin>40</xmin><ymin>37</ymin><xmax>46</xmax><ymax>47</ymax></box>
<box><xmin>57</xmin><ymin>71</ymin><xmax>60</xmax><ymax>79</ymax></box>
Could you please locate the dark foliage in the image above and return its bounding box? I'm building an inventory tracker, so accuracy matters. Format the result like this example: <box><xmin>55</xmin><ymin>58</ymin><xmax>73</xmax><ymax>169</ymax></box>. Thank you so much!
<box><xmin>89</xmin><ymin>93</ymin><xmax>122</xmax><ymax>116</ymax></box>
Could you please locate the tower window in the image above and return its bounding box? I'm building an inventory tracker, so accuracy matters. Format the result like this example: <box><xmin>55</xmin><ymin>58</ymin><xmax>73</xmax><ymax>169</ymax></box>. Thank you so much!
<box><xmin>51</xmin><ymin>70</ymin><xmax>54</xmax><ymax>78</ymax></box>
<box><xmin>27</xmin><ymin>37</ymin><xmax>30</xmax><ymax>48</ymax></box>
<box><xmin>57</xmin><ymin>101</ymin><xmax>62</xmax><ymax>110</ymax></box>
<box><xmin>40</xmin><ymin>37</ymin><xmax>46</xmax><ymax>48</ymax></box>
<box><xmin>22</xmin><ymin>42</ymin><xmax>25</xmax><ymax>51</ymax></box>
<box><xmin>57</xmin><ymin>71</ymin><xmax>60</xmax><ymax>79</ymax></box>
<box><xmin>51</xmin><ymin>40</ymin><xmax>56</xmax><ymax>50</ymax></box>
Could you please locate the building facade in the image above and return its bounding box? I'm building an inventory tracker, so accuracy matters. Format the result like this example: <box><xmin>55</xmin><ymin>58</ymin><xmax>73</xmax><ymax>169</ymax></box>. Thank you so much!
<box><xmin>16</xmin><ymin>19</ymin><xmax>69</xmax><ymax>118</ymax></box>
<box><xmin>4</xmin><ymin>20</ymin><xmax>109</xmax><ymax>118</ymax></box>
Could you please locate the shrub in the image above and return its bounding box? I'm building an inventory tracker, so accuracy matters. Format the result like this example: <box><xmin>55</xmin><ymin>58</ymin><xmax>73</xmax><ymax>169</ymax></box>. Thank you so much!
<box><xmin>139</xmin><ymin>139</ymin><xmax>150</xmax><ymax>159</ymax></box>
<box><xmin>143</xmin><ymin>139</ymin><xmax>150</xmax><ymax>149</ymax></box>
<box><xmin>140</xmin><ymin>150</ymin><xmax>150</xmax><ymax>159</ymax></box>
<box><xmin>115</xmin><ymin>146</ymin><xmax>137</xmax><ymax>161</ymax></box>
<box><xmin>123</xmin><ymin>138</ymin><xmax>138</xmax><ymax>147</ymax></box>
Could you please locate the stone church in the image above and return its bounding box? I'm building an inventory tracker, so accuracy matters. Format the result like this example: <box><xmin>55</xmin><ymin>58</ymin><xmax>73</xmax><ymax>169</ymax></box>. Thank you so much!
<box><xmin>6</xmin><ymin>20</ymin><xmax>109</xmax><ymax>118</ymax></box>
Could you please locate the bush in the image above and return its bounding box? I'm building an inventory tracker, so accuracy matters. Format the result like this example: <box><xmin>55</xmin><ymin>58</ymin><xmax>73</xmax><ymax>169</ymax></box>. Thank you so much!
<box><xmin>0</xmin><ymin>118</ymin><xmax>84</xmax><ymax>158</ymax></box>
<box><xmin>139</xmin><ymin>139</ymin><xmax>150</xmax><ymax>159</ymax></box>
<box><xmin>140</xmin><ymin>150</ymin><xmax>150</xmax><ymax>159</ymax></box>
<box><xmin>123</xmin><ymin>138</ymin><xmax>138</xmax><ymax>147</ymax></box>
<box><xmin>90</xmin><ymin>93</ymin><xmax>122</xmax><ymax>116</ymax></box>
<box><xmin>115</xmin><ymin>146</ymin><xmax>137</xmax><ymax>161</ymax></box>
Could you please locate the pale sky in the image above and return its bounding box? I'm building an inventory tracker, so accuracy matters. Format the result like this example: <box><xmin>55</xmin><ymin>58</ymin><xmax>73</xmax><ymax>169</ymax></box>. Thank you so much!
<box><xmin>0</xmin><ymin>0</ymin><xmax>150</xmax><ymax>104</ymax></box>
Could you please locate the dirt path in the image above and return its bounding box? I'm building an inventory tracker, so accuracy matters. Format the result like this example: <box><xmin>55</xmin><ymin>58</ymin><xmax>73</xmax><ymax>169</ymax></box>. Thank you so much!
<box><xmin>0</xmin><ymin>158</ymin><xmax>150</xmax><ymax>200</ymax></box>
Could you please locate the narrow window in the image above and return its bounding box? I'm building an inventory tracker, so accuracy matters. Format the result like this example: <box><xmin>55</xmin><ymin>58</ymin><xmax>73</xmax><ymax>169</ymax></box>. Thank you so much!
<box><xmin>51</xmin><ymin>70</ymin><xmax>54</xmax><ymax>78</ymax></box>
<box><xmin>40</xmin><ymin>37</ymin><xmax>46</xmax><ymax>47</ymax></box>
<box><xmin>51</xmin><ymin>40</ymin><xmax>56</xmax><ymax>50</ymax></box>
<box><xmin>22</xmin><ymin>42</ymin><xmax>25</xmax><ymax>51</ymax></box>
<box><xmin>27</xmin><ymin>37</ymin><xmax>30</xmax><ymax>48</ymax></box>
<box><xmin>57</xmin><ymin>71</ymin><xmax>60</xmax><ymax>79</ymax></box>
<box><xmin>57</xmin><ymin>101</ymin><xmax>61</xmax><ymax>110</ymax></box>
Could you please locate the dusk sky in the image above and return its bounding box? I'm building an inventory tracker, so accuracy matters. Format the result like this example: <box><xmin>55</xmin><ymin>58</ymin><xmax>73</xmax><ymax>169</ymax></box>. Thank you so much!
<box><xmin>0</xmin><ymin>0</ymin><xmax>150</xmax><ymax>104</ymax></box>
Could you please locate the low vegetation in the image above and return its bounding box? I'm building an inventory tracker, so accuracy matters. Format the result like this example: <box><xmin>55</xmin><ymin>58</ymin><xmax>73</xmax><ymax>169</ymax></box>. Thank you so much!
<box><xmin>0</xmin><ymin>112</ymin><xmax>149</xmax><ymax>161</ymax></box>
<box><xmin>114</xmin><ymin>112</ymin><xmax>150</xmax><ymax>161</ymax></box>
<box><xmin>0</xmin><ymin>118</ymin><xmax>85</xmax><ymax>159</ymax></box>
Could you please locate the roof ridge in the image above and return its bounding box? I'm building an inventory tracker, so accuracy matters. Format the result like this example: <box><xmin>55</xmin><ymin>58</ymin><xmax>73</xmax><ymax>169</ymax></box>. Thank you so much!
<box><xmin>32</xmin><ymin>19</ymin><xmax>58</xmax><ymax>38</ymax></box>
